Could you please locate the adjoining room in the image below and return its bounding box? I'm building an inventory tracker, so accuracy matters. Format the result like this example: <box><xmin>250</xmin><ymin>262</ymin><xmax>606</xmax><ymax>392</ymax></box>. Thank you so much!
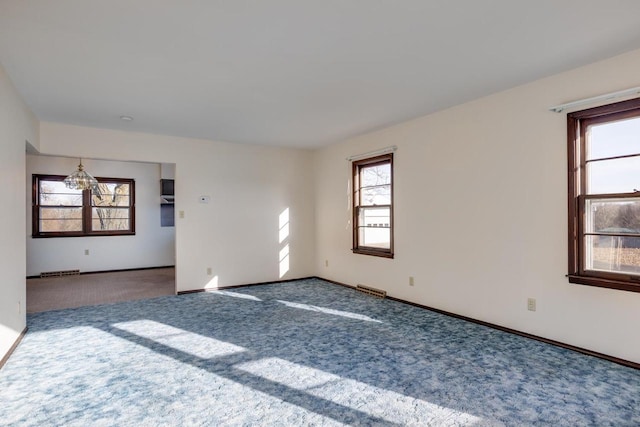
<box><xmin>26</xmin><ymin>155</ymin><xmax>176</xmax><ymax>312</ymax></box>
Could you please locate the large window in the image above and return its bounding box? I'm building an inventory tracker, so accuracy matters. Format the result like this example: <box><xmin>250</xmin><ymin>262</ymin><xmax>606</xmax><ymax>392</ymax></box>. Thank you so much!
<box><xmin>32</xmin><ymin>175</ymin><xmax>135</xmax><ymax>238</ymax></box>
<box><xmin>352</xmin><ymin>154</ymin><xmax>393</xmax><ymax>258</ymax></box>
<box><xmin>567</xmin><ymin>98</ymin><xmax>640</xmax><ymax>292</ymax></box>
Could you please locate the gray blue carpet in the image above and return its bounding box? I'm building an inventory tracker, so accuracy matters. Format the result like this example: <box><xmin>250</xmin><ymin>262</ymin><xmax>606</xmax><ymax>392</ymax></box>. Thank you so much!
<box><xmin>1</xmin><ymin>278</ymin><xmax>638</xmax><ymax>426</ymax></box>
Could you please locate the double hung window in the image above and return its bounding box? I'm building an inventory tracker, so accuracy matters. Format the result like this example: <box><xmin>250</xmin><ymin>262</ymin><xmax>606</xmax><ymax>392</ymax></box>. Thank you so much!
<box><xmin>567</xmin><ymin>98</ymin><xmax>640</xmax><ymax>292</ymax></box>
<box><xmin>352</xmin><ymin>154</ymin><xmax>394</xmax><ymax>258</ymax></box>
<box><xmin>33</xmin><ymin>175</ymin><xmax>135</xmax><ymax>237</ymax></box>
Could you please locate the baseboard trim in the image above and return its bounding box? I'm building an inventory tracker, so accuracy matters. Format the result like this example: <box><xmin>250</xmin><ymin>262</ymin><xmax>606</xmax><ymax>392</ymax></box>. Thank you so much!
<box><xmin>318</xmin><ymin>277</ymin><xmax>356</xmax><ymax>289</ymax></box>
<box><xmin>315</xmin><ymin>276</ymin><xmax>639</xmax><ymax>370</ymax></box>
<box><xmin>27</xmin><ymin>265</ymin><xmax>175</xmax><ymax>279</ymax></box>
<box><xmin>0</xmin><ymin>327</ymin><xmax>28</xmax><ymax>370</ymax></box>
<box><xmin>177</xmin><ymin>276</ymin><xmax>316</xmax><ymax>295</ymax></box>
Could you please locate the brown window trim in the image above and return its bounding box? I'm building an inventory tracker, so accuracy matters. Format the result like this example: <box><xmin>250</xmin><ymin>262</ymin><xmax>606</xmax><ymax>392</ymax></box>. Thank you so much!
<box><xmin>352</xmin><ymin>153</ymin><xmax>394</xmax><ymax>258</ymax></box>
<box><xmin>352</xmin><ymin>247</ymin><xmax>395</xmax><ymax>258</ymax></box>
<box><xmin>567</xmin><ymin>97</ymin><xmax>640</xmax><ymax>293</ymax></box>
<box><xmin>32</xmin><ymin>174</ymin><xmax>136</xmax><ymax>238</ymax></box>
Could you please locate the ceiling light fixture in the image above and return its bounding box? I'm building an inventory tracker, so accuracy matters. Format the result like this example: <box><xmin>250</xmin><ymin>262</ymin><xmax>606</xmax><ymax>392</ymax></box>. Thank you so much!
<box><xmin>120</xmin><ymin>115</ymin><xmax>134</xmax><ymax>121</ymax></box>
<box><xmin>64</xmin><ymin>158</ymin><xmax>99</xmax><ymax>191</ymax></box>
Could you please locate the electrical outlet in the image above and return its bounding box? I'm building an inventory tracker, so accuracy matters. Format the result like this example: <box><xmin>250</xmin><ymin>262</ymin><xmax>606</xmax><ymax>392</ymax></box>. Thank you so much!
<box><xmin>409</xmin><ymin>276</ymin><xmax>414</xmax><ymax>286</ymax></box>
<box><xmin>84</xmin><ymin>249</ymin><xmax>90</xmax><ymax>255</ymax></box>
<box><xmin>207</xmin><ymin>267</ymin><xmax>212</xmax><ymax>275</ymax></box>
<box><xmin>179</xmin><ymin>210</ymin><xmax>185</xmax><ymax>219</ymax></box>
<box><xmin>325</xmin><ymin>260</ymin><xmax>329</xmax><ymax>267</ymax></box>
<box><xmin>527</xmin><ymin>298</ymin><xmax>536</xmax><ymax>312</ymax></box>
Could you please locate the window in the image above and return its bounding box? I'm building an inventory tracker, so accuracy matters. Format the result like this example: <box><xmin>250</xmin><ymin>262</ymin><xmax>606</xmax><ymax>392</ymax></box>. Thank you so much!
<box><xmin>352</xmin><ymin>154</ymin><xmax>393</xmax><ymax>258</ymax></box>
<box><xmin>567</xmin><ymin>98</ymin><xmax>640</xmax><ymax>293</ymax></box>
<box><xmin>32</xmin><ymin>175</ymin><xmax>135</xmax><ymax>237</ymax></box>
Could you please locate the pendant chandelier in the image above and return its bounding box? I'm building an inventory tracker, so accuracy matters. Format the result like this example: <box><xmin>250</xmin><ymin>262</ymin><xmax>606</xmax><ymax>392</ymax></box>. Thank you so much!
<box><xmin>64</xmin><ymin>159</ymin><xmax>99</xmax><ymax>191</ymax></box>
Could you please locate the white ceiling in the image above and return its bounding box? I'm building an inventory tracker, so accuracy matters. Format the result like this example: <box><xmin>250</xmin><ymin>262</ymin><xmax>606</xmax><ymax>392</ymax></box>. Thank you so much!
<box><xmin>2</xmin><ymin>1</ymin><xmax>640</xmax><ymax>149</ymax></box>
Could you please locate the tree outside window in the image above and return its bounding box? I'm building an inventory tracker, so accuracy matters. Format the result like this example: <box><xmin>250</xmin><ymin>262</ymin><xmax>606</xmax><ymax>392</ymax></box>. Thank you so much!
<box><xmin>33</xmin><ymin>175</ymin><xmax>135</xmax><ymax>237</ymax></box>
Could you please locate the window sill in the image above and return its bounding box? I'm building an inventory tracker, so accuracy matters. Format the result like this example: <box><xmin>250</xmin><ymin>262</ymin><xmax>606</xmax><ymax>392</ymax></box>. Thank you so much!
<box><xmin>352</xmin><ymin>248</ymin><xmax>394</xmax><ymax>259</ymax></box>
<box><xmin>567</xmin><ymin>274</ymin><xmax>640</xmax><ymax>293</ymax></box>
<box><xmin>33</xmin><ymin>231</ymin><xmax>136</xmax><ymax>238</ymax></box>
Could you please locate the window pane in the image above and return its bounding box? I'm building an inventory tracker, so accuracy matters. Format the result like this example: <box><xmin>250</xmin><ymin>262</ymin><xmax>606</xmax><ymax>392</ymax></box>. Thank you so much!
<box><xmin>362</xmin><ymin>163</ymin><xmax>391</xmax><ymax>187</ymax></box>
<box><xmin>39</xmin><ymin>194</ymin><xmax>83</xmax><ymax>206</ymax></box>
<box><xmin>40</xmin><ymin>207</ymin><xmax>83</xmax><ymax>220</ymax></box>
<box><xmin>359</xmin><ymin>206</ymin><xmax>390</xmax><ymax>227</ymax></box>
<box><xmin>585</xmin><ymin>235</ymin><xmax>640</xmax><ymax>276</ymax></box>
<box><xmin>92</xmin><ymin>182</ymin><xmax>130</xmax><ymax>206</ymax></box>
<box><xmin>39</xmin><ymin>180</ymin><xmax>83</xmax><ymax>206</ymax></box>
<box><xmin>39</xmin><ymin>219</ymin><xmax>82</xmax><ymax>232</ymax></box>
<box><xmin>39</xmin><ymin>206</ymin><xmax>83</xmax><ymax>232</ymax></box>
<box><xmin>587</xmin><ymin>116</ymin><xmax>640</xmax><ymax>160</ymax></box>
<box><xmin>92</xmin><ymin>207</ymin><xmax>130</xmax><ymax>231</ymax></box>
<box><xmin>40</xmin><ymin>180</ymin><xmax>81</xmax><ymax>194</ymax></box>
<box><xmin>587</xmin><ymin>156</ymin><xmax>640</xmax><ymax>194</ymax></box>
<box><xmin>358</xmin><ymin>206</ymin><xmax>390</xmax><ymax>248</ymax></box>
<box><xmin>361</xmin><ymin>185</ymin><xmax>391</xmax><ymax>205</ymax></box>
<box><xmin>358</xmin><ymin>227</ymin><xmax>390</xmax><ymax>249</ymax></box>
<box><xmin>92</xmin><ymin>218</ymin><xmax>130</xmax><ymax>231</ymax></box>
<box><xmin>94</xmin><ymin>182</ymin><xmax>130</xmax><ymax>196</ymax></box>
<box><xmin>585</xmin><ymin>198</ymin><xmax>640</xmax><ymax>234</ymax></box>
<box><xmin>92</xmin><ymin>194</ymin><xmax>130</xmax><ymax>207</ymax></box>
<box><xmin>92</xmin><ymin>207</ymin><xmax>130</xmax><ymax>219</ymax></box>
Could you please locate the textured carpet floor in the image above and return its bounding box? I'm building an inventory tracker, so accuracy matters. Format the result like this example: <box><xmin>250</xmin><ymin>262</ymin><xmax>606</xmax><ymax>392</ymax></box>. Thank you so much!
<box><xmin>1</xmin><ymin>278</ymin><xmax>638</xmax><ymax>426</ymax></box>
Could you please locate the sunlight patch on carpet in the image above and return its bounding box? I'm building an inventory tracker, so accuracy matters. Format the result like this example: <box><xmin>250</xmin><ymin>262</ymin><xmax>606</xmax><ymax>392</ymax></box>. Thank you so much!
<box><xmin>235</xmin><ymin>357</ymin><xmax>481</xmax><ymax>425</ymax></box>
<box><xmin>277</xmin><ymin>299</ymin><xmax>383</xmax><ymax>323</ymax></box>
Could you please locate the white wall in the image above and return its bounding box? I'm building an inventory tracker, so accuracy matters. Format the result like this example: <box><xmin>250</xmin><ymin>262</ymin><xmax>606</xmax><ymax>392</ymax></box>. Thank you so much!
<box><xmin>26</xmin><ymin>155</ymin><xmax>175</xmax><ymax>276</ymax></box>
<box><xmin>160</xmin><ymin>163</ymin><xmax>175</xmax><ymax>180</ymax></box>
<box><xmin>0</xmin><ymin>64</ymin><xmax>38</xmax><ymax>360</ymax></box>
<box><xmin>38</xmin><ymin>123</ymin><xmax>316</xmax><ymax>292</ymax></box>
<box><xmin>314</xmin><ymin>48</ymin><xmax>640</xmax><ymax>364</ymax></box>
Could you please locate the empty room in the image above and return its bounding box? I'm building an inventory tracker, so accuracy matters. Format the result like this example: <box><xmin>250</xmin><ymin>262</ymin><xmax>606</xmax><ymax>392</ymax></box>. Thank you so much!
<box><xmin>1</xmin><ymin>1</ymin><xmax>639</xmax><ymax>426</ymax></box>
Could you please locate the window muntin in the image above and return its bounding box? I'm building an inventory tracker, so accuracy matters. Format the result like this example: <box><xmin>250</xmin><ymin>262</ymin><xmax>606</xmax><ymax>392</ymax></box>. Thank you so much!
<box><xmin>352</xmin><ymin>154</ymin><xmax>393</xmax><ymax>258</ymax></box>
<box><xmin>568</xmin><ymin>99</ymin><xmax>640</xmax><ymax>292</ymax></box>
<box><xmin>33</xmin><ymin>175</ymin><xmax>135</xmax><ymax>237</ymax></box>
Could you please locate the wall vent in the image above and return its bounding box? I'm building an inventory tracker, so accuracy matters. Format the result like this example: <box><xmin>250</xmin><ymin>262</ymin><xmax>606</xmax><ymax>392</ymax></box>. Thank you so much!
<box><xmin>356</xmin><ymin>284</ymin><xmax>386</xmax><ymax>298</ymax></box>
<box><xmin>40</xmin><ymin>269</ymin><xmax>80</xmax><ymax>278</ymax></box>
